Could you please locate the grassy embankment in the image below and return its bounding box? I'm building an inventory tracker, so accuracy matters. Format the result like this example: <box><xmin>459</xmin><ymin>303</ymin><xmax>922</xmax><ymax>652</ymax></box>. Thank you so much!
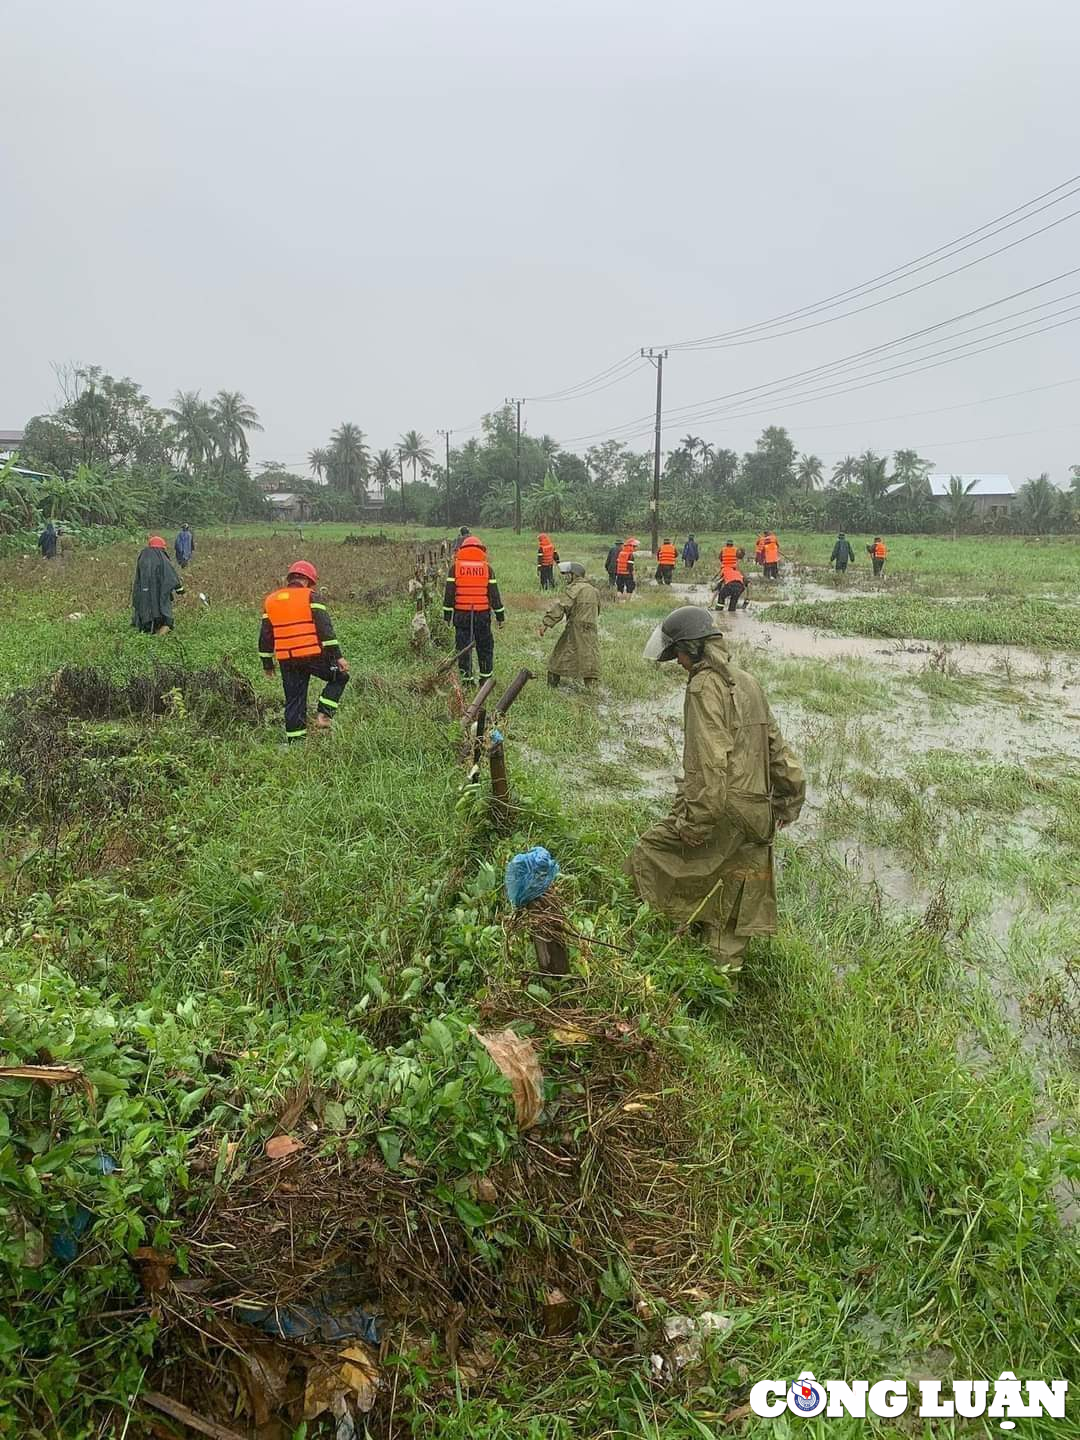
<box><xmin>0</xmin><ymin>531</ymin><xmax>1076</xmax><ymax>1437</ymax></box>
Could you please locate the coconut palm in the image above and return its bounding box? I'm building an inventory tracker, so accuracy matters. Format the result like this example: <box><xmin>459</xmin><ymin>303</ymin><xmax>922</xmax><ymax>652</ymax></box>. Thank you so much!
<box><xmin>892</xmin><ymin>448</ymin><xmax>932</xmax><ymax>498</ymax></box>
<box><xmin>308</xmin><ymin>447</ymin><xmax>330</xmax><ymax>481</ymax></box>
<box><xmin>525</xmin><ymin>469</ymin><xmax>570</xmax><ymax>530</ymax></box>
<box><xmin>940</xmin><ymin>475</ymin><xmax>978</xmax><ymax>539</ymax></box>
<box><xmin>328</xmin><ymin>423</ymin><xmax>370</xmax><ymax>496</ymax></box>
<box><xmin>831</xmin><ymin>455</ymin><xmax>859</xmax><ymax>488</ymax></box>
<box><xmin>857</xmin><ymin>450</ymin><xmax>890</xmax><ymax>504</ymax></box>
<box><xmin>1016</xmin><ymin>472</ymin><xmax>1059</xmax><ymax>533</ymax></box>
<box><xmin>372</xmin><ymin>449</ymin><xmax>397</xmax><ymax>502</ymax></box>
<box><xmin>398</xmin><ymin>430</ymin><xmax>434</xmax><ymax>490</ymax></box>
<box><xmin>795</xmin><ymin>454</ymin><xmax>824</xmax><ymax>491</ymax></box>
<box><xmin>212</xmin><ymin>391</ymin><xmax>262</xmax><ymax>466</ymax></box>
<box><xmin>167</xmin><ymin>391</ymin><xmax>217</xmax><ymax>470</ymax></box>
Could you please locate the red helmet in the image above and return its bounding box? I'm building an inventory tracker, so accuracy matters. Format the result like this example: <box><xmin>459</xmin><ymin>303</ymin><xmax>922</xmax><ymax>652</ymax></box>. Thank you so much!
<box><xmin>148</xmin><ymin>535</ymin><xmax>167</xmax><ymax>549</ymax></box>
<box><xmin>287</xmin><ymin>560</ymin><xmax>318</xmax><ymax>584</ymax></box>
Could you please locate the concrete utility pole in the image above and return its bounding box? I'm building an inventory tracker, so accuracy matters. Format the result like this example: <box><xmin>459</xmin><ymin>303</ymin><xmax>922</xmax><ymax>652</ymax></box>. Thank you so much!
<box><xmin>641</xmin><ymin>348</ymin><xmax>669</xmax><ymax>556</ymax></box>
<box><xmin>397</xmin><ymin>449</ymin><xmax>407</xmax><ymax>524</ymax></box>
<box><xmin>436</xmin><ymin>429</ymin><xmax>452</xmax><ymax>526</ymax></box>
<box><xmin>505</xmin><ymin>397</ymin><xmax>525</xmax><ymax>533</ymax></box>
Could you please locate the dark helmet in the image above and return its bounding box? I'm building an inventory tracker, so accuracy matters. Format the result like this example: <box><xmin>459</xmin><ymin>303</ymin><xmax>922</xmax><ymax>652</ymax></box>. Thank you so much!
<box><xmin>643</xmin><ymin>605</ymin><xmax>723</xmax><ymax>662</ymax></box>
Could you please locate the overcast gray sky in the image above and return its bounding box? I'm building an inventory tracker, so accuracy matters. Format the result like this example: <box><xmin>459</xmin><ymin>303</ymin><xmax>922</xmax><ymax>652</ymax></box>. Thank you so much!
<box><xmin>2</xmin><ymin>0</ymin><xmax>1078</xmax><ymax>482</ymax></box>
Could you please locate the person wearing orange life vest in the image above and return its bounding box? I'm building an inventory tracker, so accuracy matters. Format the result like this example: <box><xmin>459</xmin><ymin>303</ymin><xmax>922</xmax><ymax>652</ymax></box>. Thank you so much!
<box><xmin>754</xmin><ymin>534</ymin><xmax>766</xmax><ymax>568</ymax></box>
<box><xmin>656</xmin><ymin>538</ymin><xmax>678</xmax><ymax>585</ymax></box>
<box><xmin>614</xmin><ymin>538</ymin><xmax>639</xmax><ymax>596</ymax></box>
<box><xmin>719</xmin><ymin>540</ymin><xmax>738</xmax><ymax>571</ymax></box>
<box><xmin>762</xmin><ymin>532</ymin><xmax>780</xmax><ymax>580</ymax></box>
<box><xmin>442</xmin><ymin>533</ymin><xmax>505</xmax><ymax>685</ymax></box>
<box><xmin>716</xmin><ymin>561</ymin><xmax>749</xmax><ymax>612</ymax></box>
<box><xmin>259</xmin><ymin>561</ymin><xmax>349</xmax><ymax>742</ymax></box>
<box><xmin>867</xmin><ymin>536</ymin><xmax>888</xmax><ymax>577</ymax></box>
<box><xmin>536</xmin><ymin>533</ymin><xmax>560</xmax><ymax>591</ymax></box>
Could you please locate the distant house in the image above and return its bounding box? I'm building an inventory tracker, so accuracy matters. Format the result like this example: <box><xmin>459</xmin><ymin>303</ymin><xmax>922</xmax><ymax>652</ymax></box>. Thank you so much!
<box><xmin>928</xmin><ymin>473</ymin><xmax>1016</xmax><ymax>517</ymax></box>
<box><xmin>0</xmin><ymin>429</ymin><xmax>24</xmax><ymax>460</ymax></box>
<box><xmin>265</xmin><ymin>492</ymin><xmax>312</xmax><ymax>523</ymax></box>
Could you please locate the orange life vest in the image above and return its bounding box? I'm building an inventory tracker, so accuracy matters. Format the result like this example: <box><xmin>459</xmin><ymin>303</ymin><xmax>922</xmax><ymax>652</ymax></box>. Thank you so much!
<box><xmin>616</xmin><ymin>543</ymin><xmax>634</xmax><ymax>576</ymax></box>
<box><xmin>873</xmin><ymin>541</ymin><xmax>887</xmax><ymax>559</ymax></box>
<box><xmin>763</xmin><ymin>537</ymin><xmax>780</xmax><ymax>564</ymax></box>
<box><xmin>722</xmin><ymin>565</ymin><xmax>745</xmax><ymax>585</ymax></box>
<box><xmin>264</xmin><ymin>585</ymin><xmax>322</xmax><ymax>661</ymax></box>
<box><xmin>754</xmin><ymin>535</ymin><xmax>765</xmax><ymax>556</ymax></box>
<box><xmin>538</xmin><ymin>536</ymin><xmax>555</xmax><ymax>565</ymax></box>
<box><xmin>720</xmin><ymin>544</ymin><xmax>738</xmax><ymax>568</ymax></box>
<box><xmin>453</xmin><ymin>540</ymin><xmax>492</xmax><ymax>612</ymax></box>
<box><xmin>658</xmin><ymin>543</ymin><xmax>677</xmax><ymax>565</ymax></box>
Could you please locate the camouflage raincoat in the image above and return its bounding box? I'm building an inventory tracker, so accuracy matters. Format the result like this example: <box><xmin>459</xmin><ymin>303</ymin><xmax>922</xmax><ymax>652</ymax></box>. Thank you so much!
<box><xmin>542</xmin><ymin>578</ymin><xmax>601</xmax><ymax>681</ymax></box>
<box><xmin>626</xmin><ymin>636</ymin><xmax>804</xmax><ymax>958</ymax></box>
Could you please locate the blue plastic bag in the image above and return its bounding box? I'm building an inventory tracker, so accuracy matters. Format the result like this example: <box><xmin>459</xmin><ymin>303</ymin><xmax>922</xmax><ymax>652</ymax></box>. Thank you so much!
<box><xmin>505</xmin><ymin>847</ymin><xmax>560</xmax><ymax>908</ymax></box>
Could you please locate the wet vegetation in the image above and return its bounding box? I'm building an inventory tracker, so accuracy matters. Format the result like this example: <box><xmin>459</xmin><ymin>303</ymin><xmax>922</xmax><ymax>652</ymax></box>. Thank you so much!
<box><xmin>0</xmin><ymin>528</ymin><xmax>1076</xmax><ymax>1437</ymax></box>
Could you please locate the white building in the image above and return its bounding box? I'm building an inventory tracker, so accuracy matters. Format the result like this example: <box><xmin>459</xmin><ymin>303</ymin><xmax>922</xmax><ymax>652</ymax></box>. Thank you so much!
<box><xmin>927</xmin><ymin>474</ymin><xmax>1015</xmax><ymax>517</ymax></box>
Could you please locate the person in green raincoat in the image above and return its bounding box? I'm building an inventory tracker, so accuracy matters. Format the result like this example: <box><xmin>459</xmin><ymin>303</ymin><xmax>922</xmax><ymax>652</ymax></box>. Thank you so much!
<box><xmin>537</xmin><ymin>561</ymin><xmax>601</xmax><ymax>688</ymax></box>
<box><xmin>131</xmin><ymin>535</ymin><xmax>184</xmax><ymax>634</ymax></box>
<box><xmin>626</xmin><ymin>606</ymin><xmax>805</xmax><ymax>975</ymax></box>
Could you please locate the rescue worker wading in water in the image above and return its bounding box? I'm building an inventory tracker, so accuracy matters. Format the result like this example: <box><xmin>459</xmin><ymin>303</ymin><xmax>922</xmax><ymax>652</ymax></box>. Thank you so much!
<box><xmin>259</xmin><ymin>561</ymin><xmax>350</xmax><ymax>742</ymax></box>
<box><xmin>656</xmin><ymin>538</ymin><xmax>677</xmax><ymax>585</ymax></box>
<box><xmin>720</xmin><ymin>540</ymin><xmax>738</xmax><ymax>573</ymax></box>
<box><xmin>443</xmin><ymin>533</ymin><xmax>505</xmax><ymax>686</ymax></box>
<box><xmin>627</xmin><ymin>607</ymin><xmax>805</xmax><ymax>978</ymax></box>
<box><xmin>537</xmin><ymin>533</ymin><xmax>560</xmax><ymax>591</ymax></box>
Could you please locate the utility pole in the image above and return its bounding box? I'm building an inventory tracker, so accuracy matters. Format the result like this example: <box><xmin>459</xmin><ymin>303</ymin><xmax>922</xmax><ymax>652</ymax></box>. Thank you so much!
<box><xmin>397</xmin><ymin>448</ymin><xmax>406</xmax><ymax>525</ymax></box>
<box><xmin>641</xmin><ymin>348</ymin><xmax>668</xmax><ymax>556</ymax></box>
<box><xmin>505</xmin><ymin>397</ymin><xmax>525</xmax><ymax>533</ymax></box>
<box><xmin>436</xmin><ymin>428</ymin><xmax>452</xmax><ymax>527</ymax></box>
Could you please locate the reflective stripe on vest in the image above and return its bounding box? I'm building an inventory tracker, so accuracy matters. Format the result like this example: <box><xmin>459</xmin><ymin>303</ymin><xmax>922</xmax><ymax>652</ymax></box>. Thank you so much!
<box><xmin>873</xmin><ymin>542</ymin><xmax>887</xmax><ymax>558</ymax></box>
<box><xmin>658</xmin><ymin>544</ymin><xmax>677</xmax><ymax>564</ymax></box>
<box><xmin>720</xmin><ymin>545</ymin><xmax>737</xmax><ymax>567</ymax></box>
<box><xmin>538</xmin><ymin>539</ymin><xmax>555</xmax><ymax>564</ymax></box>
<box><xmin>454</xmin><ymin>543</ymin><xmax>491</xmax><ymax>612</ymax></box>
<box><xmin>264</xmin><ymin>587</ymin><xmax>322</xmax><ymax>660</ymax></box>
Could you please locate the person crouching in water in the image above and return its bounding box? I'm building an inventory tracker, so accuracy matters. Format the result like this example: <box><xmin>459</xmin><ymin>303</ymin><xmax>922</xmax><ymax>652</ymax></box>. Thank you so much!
<box><xmin>626</xmin><ymin>606</ymin><xmax>805</xmax><ymax>977</ymax></box>
<box><xmin>715</xmin><ymin>557</ymin><xmax>749</xmax><ymax>612</ymax></box>
<box><xmin>132</xmin><ymin>536</ymin><xmax>184</xmax><ymax>635</ymax></box>
<box><xmin>538</xmin><ymin>561</ymin><xmax>600</xmax><ymax>688</ymax></box>
<box><xmin>655</xmin><ymin>537</ymin><xmax>678</xmax><ymax>585</ymax></box>
<box><xmin>537</xmin><ymin>533</ymin><xmax>560</xmax><ymax>591</ymax></box>
<box><xmin>259</xmin><ymin>560</ymin><xmax>350</xmax><ymax>742</ymax></box>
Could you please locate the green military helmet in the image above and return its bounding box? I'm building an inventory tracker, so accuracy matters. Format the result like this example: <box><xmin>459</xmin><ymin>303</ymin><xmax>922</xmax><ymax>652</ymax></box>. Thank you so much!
<box><xmin>558</xmin><ymin>561</ymin><xmax>586</xmax><ymax>577</ymax></box>
<box><xmin>643</xmin><ymin>605</ymin><xmax>723</xmax><ymax>662</ymax></box>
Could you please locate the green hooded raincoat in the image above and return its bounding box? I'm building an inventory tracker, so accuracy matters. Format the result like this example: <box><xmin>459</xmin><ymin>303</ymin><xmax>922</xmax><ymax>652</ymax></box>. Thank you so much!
<box><xmin>626</xmin><ymin>636</ymin><xmax>804</xmax><ymax>959</ymax></box>
<box><xmin>131</xmin><ymin>547</ymin><xmax>183</xmax><ymax>632</ymax></box>
<box><xmin>542</xmin><ymin>577</ymin><xmax>601</xmax><ymax>681</ymax></box>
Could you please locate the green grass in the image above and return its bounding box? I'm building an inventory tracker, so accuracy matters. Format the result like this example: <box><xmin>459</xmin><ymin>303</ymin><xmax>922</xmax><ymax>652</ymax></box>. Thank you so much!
<box><xmin>764</xmin><ymin>595</ymin><xmax>1080</xmax><ymax>651</ymax></box>
<box><xmin>0</xmin><ymin>531</ymin><xmax>1077</xmax><ymax>1438</ymax></box>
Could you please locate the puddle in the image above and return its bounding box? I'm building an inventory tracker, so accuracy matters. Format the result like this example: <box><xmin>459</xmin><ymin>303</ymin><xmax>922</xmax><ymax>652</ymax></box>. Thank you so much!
<box><xmin>824</xmin><ymin>838</ymin><xmax>929</xmax><ymax>910</ymax></box>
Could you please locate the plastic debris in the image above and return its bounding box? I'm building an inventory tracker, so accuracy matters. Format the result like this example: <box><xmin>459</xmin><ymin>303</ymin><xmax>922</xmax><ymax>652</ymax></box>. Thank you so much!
<box><xmin>505</xmin><ymin>846</ymin><xmax>560</xmax><ymax>908</ymax></box>
<box><xmin>236</xmin><ymin>1302</ymin><xmax>380</xmax><ymax>1346</ymax></box>
<box><xmin>662</xmin><ymin>1311</ymin><xmax>733</xmax><ymax>1369</ymax></box>
<box><xmin>475</xmin><ymin>1029</ymin><xmax>544</xmax><ymax>1131</ymax></box>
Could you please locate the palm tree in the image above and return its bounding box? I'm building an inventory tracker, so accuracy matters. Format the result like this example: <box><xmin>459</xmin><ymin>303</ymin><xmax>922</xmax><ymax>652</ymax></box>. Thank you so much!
<box><xmin>857</xmin><ymin>450</ymin><xmax>890</xmax><ymax>504</ymax></box>
<box><xmin>892</xmin><ymin>448</ymin><xmax>932</xmax><ymax>499</ymax></box>
<box><xmin>795</xmin><ymin>454</ymin><xmax>824</xmax><ymax>491</ymax></box>
<box><xmin>1017</xmin><ymin>472</ymin><xmax>1059</xmax><ymax>533</ymax></box>
<box><xmin>308</xmin><ymin>447</ymin><xmax>330</xmax><ymax>482</ymax></box>
<box><xmin>525</xmin><ymin>469</ymin><xmax>569</xmax><ymax>530</ymax></box>
<box><xmin>167</xmin><ymin>390</ymin><xmax>217</xmax><ymax>471</ymax></box>
<box><xmin>328</xmin><ymin>423</ymin><xmax>370</xmax><ymax>496</ymax></box>
<box><xmin>398</xmin><ymin>429</ymin><xmax>434</xmax><ymax>491</ymax></box>
<box><xmin>679</xmin><ymin>435</ymin><xmax>703</xmax><ymax>466</ymax></box>
<box><xmin>940</xmin><ymin>475</ymin><xmax>977</xmax><ymax>539</ymax></box>
<box><xmin>696</xmin><ymin>439</ymin><xmax>715</xmax><ymax>469</ymax></box>
<box><xmin>831</xmin><ymin>455</ymin><xmax>859</xmax><ymax>488</ymax></box>
<box><xmin>212</xmin><ymin>391</ymin><xmax>262</xmax><ymax>466</ymax></box>
<box><xmin>372</xmin><ymin>449</ymin><xmax>396</xmax><ymax>502</ymax></box>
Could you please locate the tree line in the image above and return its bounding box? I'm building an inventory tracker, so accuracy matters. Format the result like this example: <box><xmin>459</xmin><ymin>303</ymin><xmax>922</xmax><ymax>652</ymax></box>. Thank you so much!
<box><xmin>4</xmin><ymin>366</ymin><xmax>1078</xmax><ymax>537</ymax></box>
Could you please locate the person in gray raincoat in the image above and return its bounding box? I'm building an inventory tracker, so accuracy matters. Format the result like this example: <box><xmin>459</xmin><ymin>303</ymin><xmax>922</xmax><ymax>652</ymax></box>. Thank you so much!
<box><xmin>626</xmin><ymin>606</ymin><xmax>804</xmax><ymax>974</ymax></box>
<box><xmin>538</xmin><ymin>561</ymin><xmax>601</xmax><ymax>687</ymax></box>
<box><xmin>131</xmin><ymin>535</ymin><xmax>184</xmax><ymax>634</ymax></box>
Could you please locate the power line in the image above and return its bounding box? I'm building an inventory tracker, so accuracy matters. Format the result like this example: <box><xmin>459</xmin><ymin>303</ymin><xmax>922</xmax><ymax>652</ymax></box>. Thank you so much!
<box><xmin>525</xmin><ymin>351</ymin><xmax>642</xmax><ymax>402</ymax></box>
<box><xmin>526</xmin><ymin>359</ymin><xmax>652</xmax><ymax>403</ymax></box>
<box><xmin>662</xmin><ymin>171</ymin><xmax>1080</xmax><ymax>349</ymax></box>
